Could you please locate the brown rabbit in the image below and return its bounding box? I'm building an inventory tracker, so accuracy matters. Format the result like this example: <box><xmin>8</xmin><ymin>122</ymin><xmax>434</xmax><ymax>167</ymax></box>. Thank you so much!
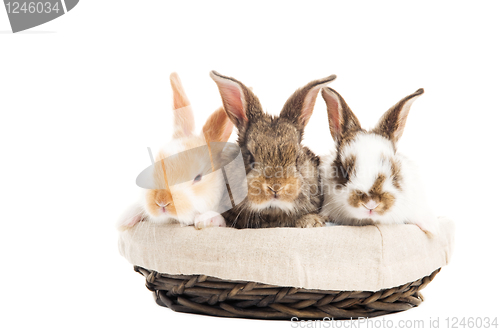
<box><xmin>210</xmin><ymin>71</ymin><xmax>336</xmax><ymax>228</ymax></box>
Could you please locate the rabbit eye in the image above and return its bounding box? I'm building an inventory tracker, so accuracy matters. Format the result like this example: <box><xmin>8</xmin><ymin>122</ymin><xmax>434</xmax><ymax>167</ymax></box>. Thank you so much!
<box><xmin>340</xmin><ymin>166</ymin><xmax>349</xmax><ymax>182</ymax></box>
<box><xmin>345</xmin><ymin>171</ymin><xmax>349</xmax><ymax>182</ymax></box>
<box><xmin>193</xmin><ymin>174</ymin><xmax>202</xmax><ymax>183</ymax></box>
<box><xmin>248</xmin><ymin>152</ymin><xmax>255</xmax><ymax>165</ymax></box>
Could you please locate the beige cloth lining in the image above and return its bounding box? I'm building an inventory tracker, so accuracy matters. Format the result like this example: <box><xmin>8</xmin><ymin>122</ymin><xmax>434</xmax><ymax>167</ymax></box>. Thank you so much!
<box><xmin>118</xmin><ymin>217</ymin><xmax>454</xmax><ymax>291</ymax></box>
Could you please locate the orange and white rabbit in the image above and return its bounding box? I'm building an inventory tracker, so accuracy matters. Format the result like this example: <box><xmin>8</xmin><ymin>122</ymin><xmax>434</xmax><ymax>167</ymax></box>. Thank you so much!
<box><xmin>117</xmin><ymin>73</ymin><xmax>233</xmax><ymax>231</ymax></box>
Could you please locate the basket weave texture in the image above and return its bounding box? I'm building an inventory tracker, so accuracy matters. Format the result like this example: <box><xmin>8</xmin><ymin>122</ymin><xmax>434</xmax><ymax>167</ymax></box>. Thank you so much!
<box><xmin>134</xmin><ymin>266</ymin><xmax>440</xmax><ymax>320</ymax></box>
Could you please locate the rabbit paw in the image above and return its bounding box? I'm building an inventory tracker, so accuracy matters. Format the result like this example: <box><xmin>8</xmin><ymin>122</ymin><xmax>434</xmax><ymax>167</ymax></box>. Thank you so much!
<box><xmin>194</xmin><ymin>211</ymin><xmax>226</xmax><ymax>230</ymax></box>
<box><xmin>296</xmin><ymin>214</ymin><xmax>326</xmax><ymax>228</ymax></box>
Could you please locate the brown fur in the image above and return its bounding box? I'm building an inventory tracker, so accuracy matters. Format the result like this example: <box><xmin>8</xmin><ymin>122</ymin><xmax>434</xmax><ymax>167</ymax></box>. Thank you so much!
<box><xmin>391</xmin><ymin>158</ymin><xmax>402</xmax><ymax>190</ymax></box>
<box><xmin>330</xmin><ymin>154</ymin><xmax>357</xmax><ymax>187</ymax></box>
<box><xmin>211</xmin><ymin>71</ymin><xmax>336</xmax><ymax>228</ymax></box>
<box><xmin>321</xmin><ymin>87</ymin><xmax>362</xmax><ymax>143</ymax></box>
<box><xmin>371</xmin><ymin>88</ymin><xmax>424</xmax><ymax>144</ymax></box>
<box><xmin>347</xmin><ymin>174</ymin><xmax>395</xmax><ymax>215</ymax></box>
<box><xmin>348</xmin><ymin>190</ymin><xmax>367</xmax><ymax>207</ymax></box>
<box><xmin>281</xmin><ymin>74</ymin><xmax>337</xmax><ymax>138</ymax></box>
<box><xmin>322</xmin><ymin>87</ymin><xmax>368</xmax><ymax>187</ymax></box>
<box><xmin>368</xmin><ymin>174</ymin><xmax>396</xmax><ymax>214</ymax></box>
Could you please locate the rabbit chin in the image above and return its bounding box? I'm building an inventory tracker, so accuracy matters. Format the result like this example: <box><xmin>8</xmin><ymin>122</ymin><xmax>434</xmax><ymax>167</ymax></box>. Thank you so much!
<box><xmin>147</xmin><ymin>212</ymin><xmax>177</xmax><ymax>225</ymax></box>
<box><xmin>345</xmin><ymin>205</ymin><xmax>403</xmax><ymax>225</ymax></box>
<box><xmin>350</xmin><ymin>208</ymin><xmax>385</xmax><ymax>223</ymax></box>
<box><xmin>251</xmin><ymin>199</ymin><xmax>296</xmax><ymax>213</ymax></box>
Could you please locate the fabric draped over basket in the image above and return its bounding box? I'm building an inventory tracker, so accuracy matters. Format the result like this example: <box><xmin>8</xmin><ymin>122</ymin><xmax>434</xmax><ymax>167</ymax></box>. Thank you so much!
<box><xmin>118</xmin><ymin>217</ymin><xmax>454</xmax><ymax>292</ymax></box>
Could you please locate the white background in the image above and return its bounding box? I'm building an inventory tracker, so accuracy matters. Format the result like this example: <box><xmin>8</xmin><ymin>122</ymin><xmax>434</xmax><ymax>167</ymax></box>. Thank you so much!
<box><xmin>1</xmin><ymin>1</ymin><xmax>499</xmax><ymax>331</ymax></box>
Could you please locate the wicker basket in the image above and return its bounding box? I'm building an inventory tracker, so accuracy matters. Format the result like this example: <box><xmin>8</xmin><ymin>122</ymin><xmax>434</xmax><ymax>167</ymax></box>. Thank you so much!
<box><xmin>121</xmin><ymin>218</ymin><xmax>454</xmax><ymax>320</ymax></box>
<box><xmin>134</xmin><ymin>266</ymin><xmax>441</xmax><ymax>320</ymax></box>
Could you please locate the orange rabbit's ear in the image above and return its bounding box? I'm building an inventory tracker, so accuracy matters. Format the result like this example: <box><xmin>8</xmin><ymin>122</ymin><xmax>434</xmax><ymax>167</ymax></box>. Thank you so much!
<box><xmin>202</xmin><ymin>107</ymin><xmax>234</xmax><ymax>143</ymax></box>
<box><xmin>170</xmin><ymin>72</ymin><xmax>195</xmax><ymax>138</ymax></box>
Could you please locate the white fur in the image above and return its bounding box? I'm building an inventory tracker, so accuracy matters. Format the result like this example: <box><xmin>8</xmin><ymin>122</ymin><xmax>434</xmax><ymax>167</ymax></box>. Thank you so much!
<box><xmin>251</xmin><ymin>199</ymin><xmax>296</xmax><ymax>213</ymax></box>
<box><xmin>194</xmin><ymin>211</ymin><xmax>226</xmax><ymax>229</ymax></box>
<box><xmin>115</xmin><ymin>200</ymin><xmax>146</xmax><ymax>231</ymax></box>
<box><xmin>341</xmin><ymin>133</ymin><xmax>394</xmax><ymax>194</ymax></box>
<box><xmin>320</xmin><ymin>132</ymin><xmax>437</xmax><ymax>235</ymax></box>
<box><xmin>158</xmin><ymin>139</ymin><xmax>185</xmax><ymax>158</ymax></box>
<box><xmin>143</xmin><ymin>143</ymin><xmax>228</xmax><ymax>227</ymax></box>
<box><xmin>118</xmin><ymin>133</ymin><xmax>229</xmax><ymax>231</ymax></box>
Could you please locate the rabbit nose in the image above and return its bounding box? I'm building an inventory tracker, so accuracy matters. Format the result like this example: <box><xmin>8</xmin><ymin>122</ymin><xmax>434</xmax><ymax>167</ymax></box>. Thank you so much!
<box><xmin>155</xmin><ymin>201</ymin><xmax>171</xmax><ymax>208</ymax></box>
<box><xmin>362</xmin><ymin>200</ymin><xmax>379</xmax><ymax>210</ymax></box>
<box><xmin>267</xmin><ymin>185</ymin><xmax>283</xmax><ymax>197</ymax></box>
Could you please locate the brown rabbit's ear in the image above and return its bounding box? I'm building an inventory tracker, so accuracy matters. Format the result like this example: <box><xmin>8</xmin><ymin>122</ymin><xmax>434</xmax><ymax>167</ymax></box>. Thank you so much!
<box><xmin>202</xmin><ymin>107</ymin><xmax>234</xmax><ymax>143</ymax></box>
<box><xmin>372</xmin><ymin>88</ymin><xmax>424</xmax><ymax>143</ymax></box>
<box><xmin>210</xmin><ymin>71</ymin><xmax>262</xmax><ymax>130</ymax></box>
<box><xmin>321</xmin><ymin>87</ymin><xmax>362</xmax><ymax>143</ymax></box>
<box><xmin>280</xmin><ymin>74</ymin><xmax>337</xmax><ymax>129</ymax></box>
<box><xmin>170</xmin><ymin>72</ymin><xmax>196</xmax><ymax>138</ymax></box>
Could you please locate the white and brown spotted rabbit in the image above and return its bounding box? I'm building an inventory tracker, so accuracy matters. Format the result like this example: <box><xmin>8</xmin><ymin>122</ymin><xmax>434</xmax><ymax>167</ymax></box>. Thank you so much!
<box><xmin>319</xmin><ymin>87</ymin><xmax>437</xmax><ymax>236</ymax></box>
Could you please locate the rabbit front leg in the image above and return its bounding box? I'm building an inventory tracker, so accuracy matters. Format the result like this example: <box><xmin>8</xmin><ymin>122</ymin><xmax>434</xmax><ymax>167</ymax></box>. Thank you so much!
<box><xmin>194</xmin><ymin>211</ymin><xmax>227</xmax><ymax>229</ymax></box>
<box><xmin>296</xmin><ymin>213</ymin><xmax>326</xmax><ymax>228</ymax></box>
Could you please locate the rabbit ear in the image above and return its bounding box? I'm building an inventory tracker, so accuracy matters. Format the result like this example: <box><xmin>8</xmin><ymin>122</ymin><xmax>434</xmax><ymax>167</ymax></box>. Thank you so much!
<box><xmin>373</xmin><ymin>88</ymin><xmax>424</xmax><ymax>143</ymax></box>
<box><xmin>170</xmin><ymin>72</ymin><xmax>196</xmax><ymax>138</ymax></box>
<box><xmin>210</xmin><ymin>71</ymin><xmax>262</xmax><ymax>130</ymax></box>
<box><xmin>280</xmin><ymin>75</ymin><xmax>337</xmax><ymax>129</ymax></box>
<box><xmin>321</xmin><ymin>87</ymin><xmax>362</xmax><ymax>143</ymax></box>
<box><xmin>202</xmin><ymin>107</ymin><xmax>234</xmax><ymax>143</ymax></box>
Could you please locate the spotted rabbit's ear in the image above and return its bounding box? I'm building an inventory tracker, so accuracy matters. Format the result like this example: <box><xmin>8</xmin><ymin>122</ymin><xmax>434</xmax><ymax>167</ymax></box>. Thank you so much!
<box><xmin>321</xmin><ymin>87</ymin><xmax>362</xmax><ymax>144</ymax></box>
<box><xmin>280</xmin><ymin>75</ymin><xmax>337</xmax><ymax>132</ymax></box>
<box><xmin>170</xmin><ymin>72</ymin><xmax>196</xmax><ymax>138</ymax></box>
<box><xmin>372</xmin><ymin>88</ymin><xmax>424</xmax><ymax>144</ymax></box>
<box><xmin>210</xmin><ymin>71</ymin><xmax>263</xmax><ymax>130</ymax></box>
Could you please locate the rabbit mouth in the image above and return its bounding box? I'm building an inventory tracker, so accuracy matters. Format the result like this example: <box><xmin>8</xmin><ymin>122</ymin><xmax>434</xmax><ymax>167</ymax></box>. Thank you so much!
<box><xmin>361</xmin><ymin>202</ymin><xmax>379</xmax><ymax>211</ymax></box>
<box><xmin>357</xmin><ymin>203</ymin><xmax>381</xmax><ymax>218</ymax></box>
<box><xmin>155</xmin><ymin>201</ymin><xmax>172</xmax><ymax>213</ymax></box>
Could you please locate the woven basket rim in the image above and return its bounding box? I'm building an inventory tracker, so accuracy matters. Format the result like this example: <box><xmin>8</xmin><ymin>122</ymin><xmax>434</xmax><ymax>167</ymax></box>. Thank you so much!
<box><xmin>134</xmin><ymin>266</ymin><xmax>441</xmax><ymax>320</ymax></box>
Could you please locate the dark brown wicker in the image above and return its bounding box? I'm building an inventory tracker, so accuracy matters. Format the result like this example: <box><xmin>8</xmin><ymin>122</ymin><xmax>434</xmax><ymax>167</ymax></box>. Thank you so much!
<box><xmin>134</xmin><ymin>266</ymin><xmax>440</xmax><ymax>320</ymax></box>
